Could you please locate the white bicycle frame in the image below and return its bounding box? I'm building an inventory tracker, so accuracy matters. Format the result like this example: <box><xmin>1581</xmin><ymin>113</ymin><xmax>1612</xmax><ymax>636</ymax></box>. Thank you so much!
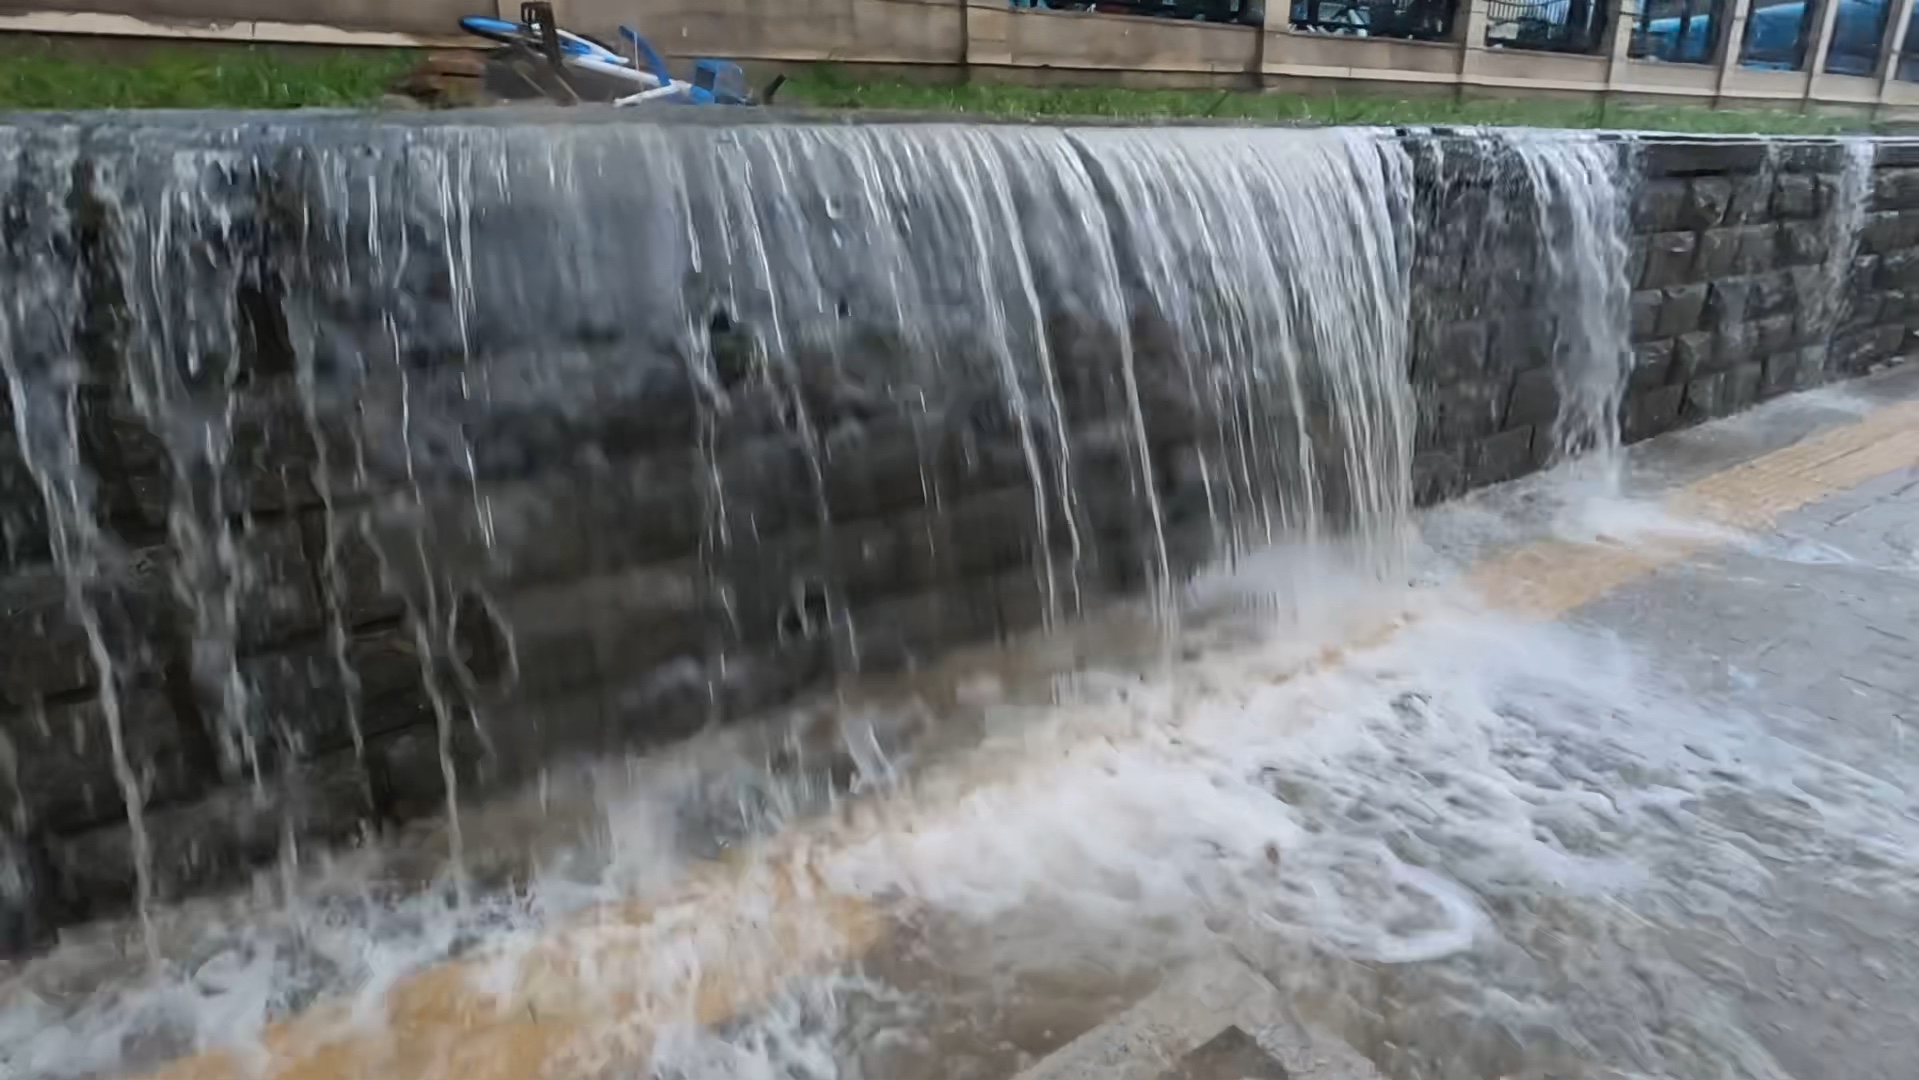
<box><xmin>469</xmin><ymin>16</ymin><xmax>693</xmax><ymax>103</ymax></box>
<box><xmin>567</xmin><ymin>51</ymin><xmax>662</xmax><ymax>87</ymax></box>
<box><xmin>513</xmin><ymin>22</ymin><xmax>667</xmax><ymax>89</ymax></box>
<box><xmin>613</xmin><ymin>81</ymin><xmax>693</xmax><ymax>106</ymax></box>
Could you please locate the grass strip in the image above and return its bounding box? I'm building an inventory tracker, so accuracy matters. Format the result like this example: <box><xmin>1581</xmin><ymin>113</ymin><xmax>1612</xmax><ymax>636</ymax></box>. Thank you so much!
<box><xmin>0</xmin><ymin>39</ymin><xmax>1879</xmax><ymax>134</ymax></box>
<box><xmin>0</xmin><ymin>41</ymin><xmax>415</xmax><ymax>110</ymax></box>
<box><xmin>781</xmin><ymin>69</ymin><xmax>1870</xmax><ymax>134</ymax></box>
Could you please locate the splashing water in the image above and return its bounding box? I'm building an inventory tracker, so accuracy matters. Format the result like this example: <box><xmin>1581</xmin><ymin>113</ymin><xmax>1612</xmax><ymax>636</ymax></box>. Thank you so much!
<box><xmin>0</xmin><ymin>118</ymin><xmax>1897</xmax><ymax>1080</ymax></box>
<box><xmin>643</xmin><ymin>531</ymin><xmax>1919</xmax><ymax>1080</ymax></box>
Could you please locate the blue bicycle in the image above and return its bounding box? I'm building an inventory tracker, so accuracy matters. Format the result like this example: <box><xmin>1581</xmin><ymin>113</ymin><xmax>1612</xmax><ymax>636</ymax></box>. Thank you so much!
<box><xmin>459</xmin><ymin>2</ymin><xmax>766</xmax><ymax>106</ymax></box>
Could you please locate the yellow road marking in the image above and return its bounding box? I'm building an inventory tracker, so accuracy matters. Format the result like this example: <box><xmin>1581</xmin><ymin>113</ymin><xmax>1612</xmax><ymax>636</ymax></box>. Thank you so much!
<box><xmin>1473</xmin><ymin>400</ymin><xmax>1919</xmax><ymax>618</ymax></box>
<box><xmin>140</xmin><ymin>396</ymin><xmax>1919</xmax><ymax>1080</ymax></box>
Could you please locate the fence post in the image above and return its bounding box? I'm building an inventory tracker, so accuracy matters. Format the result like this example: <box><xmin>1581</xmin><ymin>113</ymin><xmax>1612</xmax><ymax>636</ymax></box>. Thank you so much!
<box><xmin>964</xmin><ymin>0</ymin><xmax>1014</xmax><ymax>76</ymax></box>
<box><xmin>1878</xmin><ymin>0</ymin><xmax>1918</xmax><ymax>103</ymax></box>
<box><xmin>1458</xmin><ymin>0</ymin><xmax>1494</xmax><ymax>95</ymax></box>
<box><xmin>960</xmin><ymin>0</ymin><xmax>971</xmax><ymax>69</ymax></box>
<box><xmin>1802</xmin><ymin>0</ymin><xmax>1847</xmax><ymax>102</ymax></box>
<box><xmin>1253</xmin><ymin>10</ymin><xmax>1270</xmax><ymax>90</ymax></box>
<box><xmin>1713</xmin><ymin>0</ymin><xmax>1755</xmax><ymax>103</ymax></box>
<box><xmin>1604</xmin><ymin>0</ymin><xmax>1637</xmax><ymax>93</ymax></box>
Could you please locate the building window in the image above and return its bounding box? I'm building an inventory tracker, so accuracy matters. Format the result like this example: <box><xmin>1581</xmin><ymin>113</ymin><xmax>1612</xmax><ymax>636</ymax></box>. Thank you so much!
<box><xmin>1631</xmin><ymin>0</ymin><xmax>1725</xmax><ymax>62</ymax></box>
<box><xmin>1823</xmin><ymin>0</ymin><xmax>1892</xmax><ymax>74</ymax></box>
<box><xmin>1739</xmin><ymin>0</ymin><xmax>1820</xmax><ymax>69</ymax></box>
<box><xmin>1484</xmin><ymin>0</ymin><xmax>1610</xmax><ymax>51</ymax></box>
<box><xmin>1900</xmin><ymin>6</ymin><xmax>1919</xmax><ymax>78</ymax></box>
<box><xmin>1290</xmin><ymin>0</ymin><xmax>1460</xmax><ymax>40</ymax></box>
<box><xmin>1010</xmin><ymin>0</ymin><xmax>1266</xmax><ymax>22</ymax></box>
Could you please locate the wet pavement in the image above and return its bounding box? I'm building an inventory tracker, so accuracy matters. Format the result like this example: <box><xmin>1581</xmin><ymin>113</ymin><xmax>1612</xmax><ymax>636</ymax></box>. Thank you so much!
<box><xmin>1573</xmin><ymin>470</ymin><xmax>1919</xmax><ymax>1079</ymax></box>
<box><xmin>11</xmin><ymin>369</ymin><xmax>1919</xmax><ymax>1080</ymax></box>
<box><xmin>687</xmin><ymin>366</ymin><xmax>1919</xmax><ymax>1080</ymax></box>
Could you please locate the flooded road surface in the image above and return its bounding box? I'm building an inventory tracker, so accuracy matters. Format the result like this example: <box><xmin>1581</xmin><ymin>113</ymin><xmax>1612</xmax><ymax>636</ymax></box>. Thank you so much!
<box><xmin>10</xmin><ymin>370</ymin><xmax>1919</xmax><ymax>1080</ymax></box>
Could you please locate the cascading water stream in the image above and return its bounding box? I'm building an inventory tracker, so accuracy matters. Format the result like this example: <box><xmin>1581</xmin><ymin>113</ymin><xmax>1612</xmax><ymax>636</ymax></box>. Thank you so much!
<box><xmin>0</xmin><ymin>116</ymin><xmax>1442</xmax><ymax>954</ymax></box>
<box><xmin>1065</xmin><ymin>126</ymin><xmax>1416</xmax><ymax>584</ymax></box>
<box><xmin>0</xmin><ymin>116</ymin><xmax>1619</xmax><ymax>935</ymax></box>
<box><xmin>93</xmin><ymin>145</ymin><xmax>260</xmax><ymax>793</ymax></box>
<box><xmin>1808</xmin><ymin>139</ymin><xmax>1876</xmax><ymax>341</ymax></box>
<box><xmin>0</xmin><ymin>129</ymin><xmax>161</xmax><ymax>962</ymax></box>
<box><xmin>9</xmin><ymin>117</ymin><xmax>1886</xmax><ymax>1080</ymax></box>
<box><xmin>1507</xmin><ymin>133</ymin><xmax>1635</xmax><ymax>469</ymax></box>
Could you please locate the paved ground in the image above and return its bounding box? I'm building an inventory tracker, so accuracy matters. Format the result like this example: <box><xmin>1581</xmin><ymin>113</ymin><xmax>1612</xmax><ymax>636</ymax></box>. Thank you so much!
<box><xmin>1577</xmin><ymin>458</ymin><xmax>1919</xmax><ymax>1080</ymax></box>
<box><xmin>632</xmin><ymin>367</ymin><xmax>1919</xmax><ymax>1080</ymax></box>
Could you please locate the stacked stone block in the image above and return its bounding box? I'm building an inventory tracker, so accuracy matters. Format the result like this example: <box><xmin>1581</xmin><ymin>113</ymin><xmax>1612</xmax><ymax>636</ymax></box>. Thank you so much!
<box><xmin>1408</xmin><ymin>137</ymin><xmax>1919</xmax><ymax>510</ymax></box>
<box><xmin>1630</xmin><ymin>143</ymin><xmax>1873</xmax><ymax>436</ymax></box>
<box><xmin>0</xmin><ymin>117</ymin><xmax>1225</xmax><ymax>949</ymax></box>
<box><xmin>4</xmin><ymin>122</ymin><xmax>1918</xmax><ymax>954</ymax></box>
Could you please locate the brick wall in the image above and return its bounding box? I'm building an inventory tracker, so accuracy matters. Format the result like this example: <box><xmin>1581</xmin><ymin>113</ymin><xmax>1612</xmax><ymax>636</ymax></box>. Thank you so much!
<box><xmin>1</xmin><ymin>120</ymin><xmax>1913</xmax><ymax>952</ymax></box>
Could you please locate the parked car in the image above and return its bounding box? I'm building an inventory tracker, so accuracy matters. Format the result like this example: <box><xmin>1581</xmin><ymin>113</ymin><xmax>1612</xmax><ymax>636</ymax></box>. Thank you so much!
<box><xmin>1639</xmin><ymin>0</ymin><xmax>1891</xmax><ymax>70</ymax></box>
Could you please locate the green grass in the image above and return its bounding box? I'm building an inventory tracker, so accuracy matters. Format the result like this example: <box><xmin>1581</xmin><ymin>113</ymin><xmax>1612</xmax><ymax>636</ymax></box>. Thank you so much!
<box><xmin>780</xmin><ymin>71</ymin><xmax>1874</xmax><ymax>135</ymax></box>
<box><xmin>0</xmin><ymin>42</ymin><xmax>416</xmax><ymax>111</ymax></box>
<box><xmin>0</xmin><ymin>40</ymin><xmax>1881</xmax><ymax>135</ymax></box>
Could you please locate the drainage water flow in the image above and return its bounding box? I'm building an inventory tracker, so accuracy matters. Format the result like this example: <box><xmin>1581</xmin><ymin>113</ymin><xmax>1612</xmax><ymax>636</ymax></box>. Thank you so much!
<box><xmin>0</xmin><ymin>122</ymin><xmax>1843</xmax><ymax>1080</ymax></box>
<box><xmin>1807</xmin><ymin>138</ymin><xmax>1875</xmax><ymax>342</ymax></box>
<box><xmin>1508</xmin><ymin>133</ymin><xmax>1634</xmax><ymax>470</ymax></box>
<box><xmin>1065</xmin><ymin>127</ymin><xmax>1416</xmax><ymax>594</ymax></box>
<box><xmin>98</xmin><ymin>149</ymin><xmax>260</xmax><ymax>793</ymax></box>
<box><xmin>0</xmin><ymin>131</ymin><xmax>160</xmax><ymax>963</ymax></box>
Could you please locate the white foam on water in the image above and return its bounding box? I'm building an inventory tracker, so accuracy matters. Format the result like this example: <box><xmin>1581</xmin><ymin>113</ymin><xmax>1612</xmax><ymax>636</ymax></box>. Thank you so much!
<box><xmin>1551</xmin><ymin>485</ymin><xmax>1741</xmax><ymax>549</ymax></box>
<box><xmin>645</xmin><ymin>972</ymin><xmax>923</xmax><ymax>1080</ymax></box>
<box><xmin>0</xmin><ymin>662</ymin><xmax>953</xmax><ymax>1080</ymax></box>
<box><xmin>770</xmin><ymin>545</ymin><xmax>1919</xmax><ymax>1078</ymax></box>
<box><xmin>0</xmin><ymin>736</ymin><xmax>772</xmax><ymax>1077</ymax></box>
<box><xmin>12</xmin><ymin>484</ymin><xmax>1919</xmax><ymax>1080</ymax></box>
<box><xmin>0</xmin><ymin>882</ymin><xmax>536</xmax><ymax>1078</ymax></box>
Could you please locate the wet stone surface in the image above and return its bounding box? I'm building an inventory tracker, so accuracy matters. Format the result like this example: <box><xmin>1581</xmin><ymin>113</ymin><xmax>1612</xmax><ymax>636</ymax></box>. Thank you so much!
<box><xmin>0</xmin><ymin>117</ymin><xmax>1914</xmax><ymax>945</ymax></box>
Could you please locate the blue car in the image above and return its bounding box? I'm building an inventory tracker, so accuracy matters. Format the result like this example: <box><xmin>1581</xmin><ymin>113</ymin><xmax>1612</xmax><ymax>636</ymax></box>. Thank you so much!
<box><xmin>1640</xmin><ymin>0</ymin><xmax>1891</xmax><ymax>71</ymax></box>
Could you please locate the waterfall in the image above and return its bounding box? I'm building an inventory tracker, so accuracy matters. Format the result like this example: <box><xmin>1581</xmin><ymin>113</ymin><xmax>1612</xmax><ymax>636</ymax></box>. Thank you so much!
<box><xmin>1806</xmin><ymin>139</ymin><xmax>1874</xmax><ymax>344</ymax></box>
<box><xmin>0</xmin><ymin>115</ymin><xmax>1652</xmax><ymax>950</ymax></box>
<box><xmin>1507</xmin><ymin>133</ymin><xmax>1634</xmax><ymax>466</ymax></box>
<box><xmin>0</xmin><ymin>127</ymin><xmax>160</xmax><ymax>955</ymax></box>
<box><xmin>1070</xmin><ymin>127</ymin><xmax>1415</xmax><ymax>577</ymax></box>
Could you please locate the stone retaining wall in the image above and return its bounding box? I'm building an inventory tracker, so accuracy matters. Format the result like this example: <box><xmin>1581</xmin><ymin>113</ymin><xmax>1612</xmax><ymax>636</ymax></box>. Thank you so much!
<box><xmin>1</xmin><ymin>119</ymin><xmax>1914</xmax><ymax>953</ymax></box>
<box><xmin>1410</xmin><ymin>137</ymin><xmax>1918</xmax><ymax>506</ymax></box>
